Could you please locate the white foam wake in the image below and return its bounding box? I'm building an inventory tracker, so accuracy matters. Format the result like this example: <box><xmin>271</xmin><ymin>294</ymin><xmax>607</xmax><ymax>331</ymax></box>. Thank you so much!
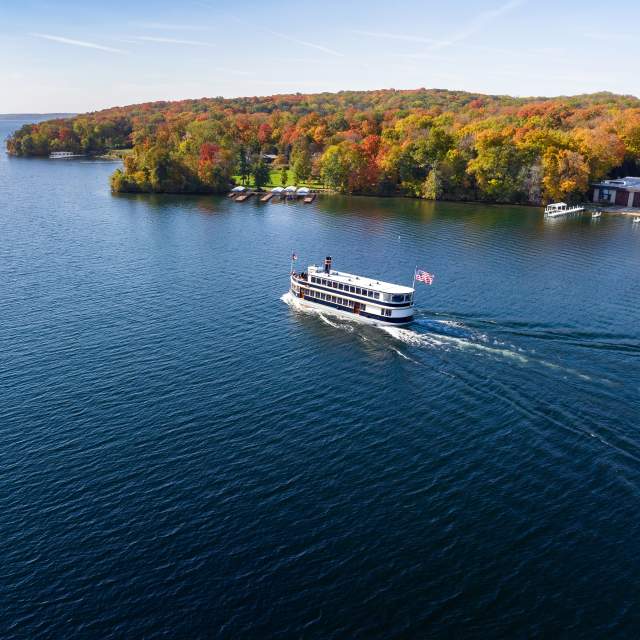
<box><xmin>383</xmin><ymin>326</ymin><xmax>530</xmax><ymax>363</ymax></box>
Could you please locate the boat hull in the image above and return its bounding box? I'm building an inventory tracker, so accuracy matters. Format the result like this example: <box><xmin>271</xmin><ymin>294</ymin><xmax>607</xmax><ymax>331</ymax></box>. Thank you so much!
<box><xmin>290</xmin><ymin>294</ymin><xmax>414</xmax><ymax>326</ymax></box>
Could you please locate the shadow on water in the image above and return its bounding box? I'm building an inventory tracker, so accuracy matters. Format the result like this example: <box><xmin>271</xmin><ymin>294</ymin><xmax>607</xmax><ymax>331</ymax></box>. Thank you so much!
<box><xmin>112</xmin><ymin>191</ymin><xmax>226</xmax><ymax>216</ymax></box>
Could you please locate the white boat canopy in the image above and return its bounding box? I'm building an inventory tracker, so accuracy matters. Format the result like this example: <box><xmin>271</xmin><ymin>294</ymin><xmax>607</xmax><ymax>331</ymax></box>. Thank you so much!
<box><xmin>271</xmin><ymin>186</ymin><xmax>285</xmax><ymax>193</ymax></box>
<box><xmin>296</xmin><ymin>187</ymin><xmax>310</xmax><ymax>195</ymax></box>
<box><xmin>231</xmin><ymin>185</ymin><xmax>246</xmax><ymax>192</ymax></box>
<box><xmin>284</xmin><ymin>185</ymin><xmax>297</xmax><ymax>192</ymax></box>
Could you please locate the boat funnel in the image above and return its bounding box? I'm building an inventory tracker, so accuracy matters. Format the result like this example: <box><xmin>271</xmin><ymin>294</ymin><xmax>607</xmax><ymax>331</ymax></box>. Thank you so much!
<box><xmin>324</xmin><ymin>256</ymin><xmax>332</xmax><ymax>274</ymax></box>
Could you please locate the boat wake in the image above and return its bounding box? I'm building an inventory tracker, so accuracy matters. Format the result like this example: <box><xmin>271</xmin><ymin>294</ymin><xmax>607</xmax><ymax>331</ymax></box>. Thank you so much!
<box><xmin>282</xmin><ymin>291</ymin><xmax>601</xmax><ymax>381</ymax></box>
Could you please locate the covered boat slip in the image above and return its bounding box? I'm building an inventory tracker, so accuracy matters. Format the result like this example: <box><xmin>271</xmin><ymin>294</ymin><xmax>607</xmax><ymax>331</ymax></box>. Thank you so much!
<box><xmin>228</xmin><ymin>185</ymin><xmax>318</xmax><ymax>203</ymax></box>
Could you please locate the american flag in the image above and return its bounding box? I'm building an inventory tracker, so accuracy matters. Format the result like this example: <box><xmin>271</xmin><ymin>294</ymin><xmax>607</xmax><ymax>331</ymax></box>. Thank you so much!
<box><xmin>415</xmin><ymin>269</ymin><xmax>434</xmax><ymax>285</ymax></box>
<box><xmin>291</xmin><ymin>252</ymin><xmax>298</xmax><ymax>261</ymax></box>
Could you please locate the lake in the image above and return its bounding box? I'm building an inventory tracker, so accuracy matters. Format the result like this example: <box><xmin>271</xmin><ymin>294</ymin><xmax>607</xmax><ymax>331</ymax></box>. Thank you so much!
<box><xmin>1</xmin><ymin>117</ymin><xmax>639</xmax><ymax>638</ymax></box>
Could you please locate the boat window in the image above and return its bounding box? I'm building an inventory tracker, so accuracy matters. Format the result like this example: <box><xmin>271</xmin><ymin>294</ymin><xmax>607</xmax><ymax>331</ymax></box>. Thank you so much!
<box><xmin>392</xmin><ymin>294</ymin><xmax>404</xmax><ymax>302</ymax></box>
<box><xmin>361</xmin><ymin>304</ymin><xmax>366</xmax><ymax>311</ymax></box>
<box><xmin>374</xmin><ymin>292</ymin><xmax>380</xmax><ymax>299</ymax></box>
<box><xmin>355</xmin><ymin>287</ymin><xmax>361</xmax><ymax>295</ymax></box>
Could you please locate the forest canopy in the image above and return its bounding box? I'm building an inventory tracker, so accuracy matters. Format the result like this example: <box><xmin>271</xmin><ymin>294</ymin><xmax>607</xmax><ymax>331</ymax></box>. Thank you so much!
<box><xmin>7</xmin><ymin>88</ymin><xmax>640</xmax><ymax>204</ymax></box>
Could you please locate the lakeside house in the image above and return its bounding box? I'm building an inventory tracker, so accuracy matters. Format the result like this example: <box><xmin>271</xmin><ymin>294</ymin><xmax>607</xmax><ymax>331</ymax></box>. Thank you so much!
<box><xmin>592</xmin><ymin>177</ymin><xmax>640</xmax><ymax>207</ymax></box>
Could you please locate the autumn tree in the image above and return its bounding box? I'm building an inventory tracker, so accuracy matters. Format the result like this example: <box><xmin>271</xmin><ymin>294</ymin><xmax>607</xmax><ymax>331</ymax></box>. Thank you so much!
<box><xmin>542</xmin><ymin>149</ymin><xmax>590</xmax><ymax>202</ymax></box>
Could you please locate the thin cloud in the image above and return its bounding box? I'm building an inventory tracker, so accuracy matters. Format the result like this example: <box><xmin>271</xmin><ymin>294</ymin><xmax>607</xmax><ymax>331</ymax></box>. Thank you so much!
<box><xmin>135</xmin><ymin>22</ymin><xmax>211</xmax><ymax>31</ymax></box>
<box><xmin>349</xmin><ymin>29</ymin><xmax>444</xmax><ymax>46</ymax></box>
<box><xmin>133</xmin><ymin>36</ymin><xmax>215</xmax><ymax>47</ymax></box>
<box><xmin>30</xmin><ymin>32</ymin><xmax>128</xmax><ymax>54</ymax></box>
<box><xmin>267</xmin><ymin>30</ymin><xmax>344</xmax><ymax>57</ymax></box>
<box><xmin>429</xmin><ymin>0</ymin><xmax>526</xmax><ymax>50</ymax></box>
<box><xmin>215</xmin><ymin>67</ymin><xmax>253</xmax><ymax>76</ymax></box>
<box><xmin>584</xmin><ymin>32</ymin><xmax>633</xmax><ymax>43</ymax></box>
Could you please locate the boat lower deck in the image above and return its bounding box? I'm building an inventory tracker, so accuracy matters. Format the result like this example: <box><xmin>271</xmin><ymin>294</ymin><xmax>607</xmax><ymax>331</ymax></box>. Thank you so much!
<box><xmin>291</xmin><ymin>290</ymin><xmax>413</xmax><ymax>326</ymax></box>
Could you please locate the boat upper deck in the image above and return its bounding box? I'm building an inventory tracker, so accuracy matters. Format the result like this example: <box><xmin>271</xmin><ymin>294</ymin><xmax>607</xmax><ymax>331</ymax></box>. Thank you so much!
<box><xmin>307</xmin><ymin>265</ymin><xmax>413</xmax><ymax>294</ymax></box>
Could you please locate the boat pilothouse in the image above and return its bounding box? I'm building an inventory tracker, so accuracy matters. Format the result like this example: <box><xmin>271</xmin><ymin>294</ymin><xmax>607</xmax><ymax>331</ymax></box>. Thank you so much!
<box><xmin>290</xmin><ymin>256</ymin><xmax>415</xmax><ymax>325</ymax></box>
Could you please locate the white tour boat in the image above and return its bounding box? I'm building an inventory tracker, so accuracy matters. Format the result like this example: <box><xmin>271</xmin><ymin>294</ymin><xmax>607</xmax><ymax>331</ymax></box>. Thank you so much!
<box><xmin>544</xmin><ymin>202</ymin><xmax>585</xmax><ymax>218</ymax></box>
<box><xmin>290</xmin><ymin>256</ymin><xmax>415</xmax><ymax>326</ymax></box>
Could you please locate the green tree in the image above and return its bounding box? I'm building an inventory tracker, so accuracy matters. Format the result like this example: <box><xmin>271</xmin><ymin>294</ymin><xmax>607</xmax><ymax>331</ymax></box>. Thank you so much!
<box><xmin>252</xmin><ymin>160</ymin><xmax>270</xmax><ymax>190</ymax></box>
<box><xmin>238</xmin><ymin>146</ymin><xmax>249</xmax><ymax>185</ymax></box>
<box><xmin>280</xmin><ymin>166</ymin><xmax>288</xmax><ymax>186</ymax></box>
<box><xmin>320</xmin><ymin>144</ymin><xmax>350</xmax><ymax>192</ymax></box>
<box><xmin>422</xmin><ymin>167</ymin><xmax>443</xmax><ymax>200</ymax></box>
<box><xmin>291</xmin><ymin>146</ymin><xmax>312</xmax><ymax>183</ymax></box>
<box><xmin>467</xmin><ymin>130</ymin><xmax>524</xmax><ymax>201</ymax></box>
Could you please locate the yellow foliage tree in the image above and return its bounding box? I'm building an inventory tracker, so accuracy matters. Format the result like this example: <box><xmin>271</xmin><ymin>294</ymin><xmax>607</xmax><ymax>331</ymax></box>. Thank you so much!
<box><xmin>542</xmin><ymin>149</ymin><xmax>590</xmax><ymax>202</ymax></box>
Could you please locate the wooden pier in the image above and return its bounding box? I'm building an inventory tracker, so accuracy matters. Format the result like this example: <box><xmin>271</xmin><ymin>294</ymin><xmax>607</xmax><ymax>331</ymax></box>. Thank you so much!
<box><xmin>228</xmin><ymin>188</ymin><xmax>318</xmax><ymax>203</ymax></box>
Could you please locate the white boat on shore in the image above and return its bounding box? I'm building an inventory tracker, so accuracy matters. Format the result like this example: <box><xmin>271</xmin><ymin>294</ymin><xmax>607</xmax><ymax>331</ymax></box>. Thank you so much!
<box><xmin>290</xmin><ymin>256</ymin><xmax>415</xmax><ymax>326</ymax></box>
<box><xmin>592</xmin><ymin>210</ymin><xmax>602</xmax><ymax>219</ymax></box>
<box><xmin>544</xmin><ymin>202</ymin><xmax>585</xmax><ymax>218</ymax></box>
<box><xmin>633</xmin><ymin>217</ymin><xmax>640</xmax><ymax>224</ymax></box>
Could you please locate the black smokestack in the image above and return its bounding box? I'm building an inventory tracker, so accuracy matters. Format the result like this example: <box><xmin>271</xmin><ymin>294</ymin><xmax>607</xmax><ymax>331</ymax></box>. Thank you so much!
<box><xmin>324</xmin><ymin>256</ymin><xmax>332</xmax><ymax>274</ymax></box>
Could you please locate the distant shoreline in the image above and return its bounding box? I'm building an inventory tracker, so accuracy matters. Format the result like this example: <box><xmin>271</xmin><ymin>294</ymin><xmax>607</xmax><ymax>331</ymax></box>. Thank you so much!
<box><xmin>0</xmin><ymin>113</ymin><xmax>76</xmax><ymax>120</ymax></box>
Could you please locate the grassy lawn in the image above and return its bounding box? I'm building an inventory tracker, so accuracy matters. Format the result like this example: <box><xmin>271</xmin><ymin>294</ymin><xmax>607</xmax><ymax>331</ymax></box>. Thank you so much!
<box><xmin>103</xmin><ymin>148</ymin><xmax>133</xmax><ymax>159</ymax></box>
<box><xmin>232</xmin><ymin>168</ymin><xmax>324</xmax><ymax>190</ymax></box>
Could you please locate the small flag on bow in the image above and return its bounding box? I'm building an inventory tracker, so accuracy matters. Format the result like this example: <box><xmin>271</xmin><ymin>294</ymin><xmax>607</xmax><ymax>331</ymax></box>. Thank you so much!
<box><xmin>415</xmin><ymin>270</ymin><xmax>434</xmax><ymax>285</ymax></box>
<box><xmin>291</xmin><ymin>252</ymin><xmax>298</xmax><ymax>261</ymax></box>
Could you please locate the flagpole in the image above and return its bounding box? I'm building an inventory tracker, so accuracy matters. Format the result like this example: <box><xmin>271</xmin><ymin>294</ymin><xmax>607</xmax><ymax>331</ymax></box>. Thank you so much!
<box><xmin>290</xmin><ymin>249</ymin><xmax>294</xmax><ymax>274</ymax></box>
<box><xmin>411</xmin><ymin>265</ymin><xmax>417</xmax><ymax>301</ymax></box>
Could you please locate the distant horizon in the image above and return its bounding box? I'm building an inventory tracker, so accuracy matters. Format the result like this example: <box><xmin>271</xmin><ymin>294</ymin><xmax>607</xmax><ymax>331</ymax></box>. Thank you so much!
<box><xmin>1</xmin><ymin>85</ymin><xmax>639</xmax><ymax>118</ymax></box>
<box><xmin>1</xmin><ymin>0</ymin><xmax>639</xmax><ymax>113</ymax></box>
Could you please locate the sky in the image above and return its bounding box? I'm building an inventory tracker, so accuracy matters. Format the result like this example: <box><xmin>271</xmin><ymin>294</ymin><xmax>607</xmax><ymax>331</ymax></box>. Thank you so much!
<box><xmin>1</xmin><ymin>0</ymin><xmax>639</xmax><ymax>113</ymax></box>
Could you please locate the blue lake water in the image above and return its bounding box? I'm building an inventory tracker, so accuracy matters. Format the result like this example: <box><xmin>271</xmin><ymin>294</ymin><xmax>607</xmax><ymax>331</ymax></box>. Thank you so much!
<box><xmin>1</xmin><ymin>117</ymin><xmax>639</xmax><ymax>638</ymax></box>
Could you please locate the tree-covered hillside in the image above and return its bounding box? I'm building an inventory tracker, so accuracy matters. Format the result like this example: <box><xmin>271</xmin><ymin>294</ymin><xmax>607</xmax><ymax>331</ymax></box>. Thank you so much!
<box><xmin>7</xmin><ymin>88</ymin><xmax>640</xmax><ymax>204</ymax></box>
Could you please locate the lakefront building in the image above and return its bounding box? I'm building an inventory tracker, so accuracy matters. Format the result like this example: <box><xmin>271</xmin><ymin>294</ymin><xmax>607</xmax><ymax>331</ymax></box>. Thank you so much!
<box><xmin>592</xmin><ymin>177</ymin><xmax>640</xmax><ymax>208</ymax></box>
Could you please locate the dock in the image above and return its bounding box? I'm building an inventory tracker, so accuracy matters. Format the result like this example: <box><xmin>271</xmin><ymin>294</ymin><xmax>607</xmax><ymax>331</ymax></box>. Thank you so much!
<box><xmin>228</xmin><ymin>187</ymin><xmax>318</xmax><ymax>203</ymax></box>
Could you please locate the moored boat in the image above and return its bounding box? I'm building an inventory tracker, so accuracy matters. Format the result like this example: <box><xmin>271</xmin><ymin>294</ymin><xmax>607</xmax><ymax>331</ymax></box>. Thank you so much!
<box><xmin>49</xmin><ymin>151</ymin><xmax>84</xmax><ymax>159</ymax></box>
<box><xmin>544</xmin><ymin>202</ymin><xmax>585</xmax><ymax>218</ymax></box>
<box><xmin>290</xmin><ymin>256</ymin><xmax>415</xmax><ymax>326</ymax></box>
